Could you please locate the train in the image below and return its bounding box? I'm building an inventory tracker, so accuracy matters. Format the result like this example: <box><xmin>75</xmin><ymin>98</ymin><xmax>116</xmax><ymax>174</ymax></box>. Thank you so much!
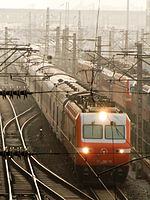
<box><xmin>17</xmin><ymin>54</ymin><xmax>131</xmax><ymax>183</ymax></box>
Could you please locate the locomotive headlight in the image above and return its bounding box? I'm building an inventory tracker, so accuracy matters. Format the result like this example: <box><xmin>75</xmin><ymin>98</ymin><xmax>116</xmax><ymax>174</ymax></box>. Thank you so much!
<box><xmin>99</xmin><ymin>111</ymin><xmax>107</xmax><ymax>121</ymax></box>
<box><xmin>116</xmin><ymin>149</ymin><xmax>125</xmax><ymax>154</ymax></box>
<box><xmin>119</xmin><ymin>149</ymin><xmax>124</xmax><ymax>154</ymax></box>
<box><xmin>82</xmin><ymin>147</ymin><xmax>89</xmax><ymax>154</ymax></box>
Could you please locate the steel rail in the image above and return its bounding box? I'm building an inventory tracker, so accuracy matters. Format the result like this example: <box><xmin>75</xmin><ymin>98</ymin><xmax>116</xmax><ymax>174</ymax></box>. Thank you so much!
<box><xmin>2</xmin><ymin>106</ymin><xmax>34</xmax><ymax>135</ymax></box>
<box><xmin>20</xmin><ymin>114</ymin><xmax>94</xmax><ymax>200</ymax></box>
<box><xmin>6</xmin><ymin>96</ymin><xmax>42</xmax><ymax>200</ymax></box>
<box><xmin>0</xmin><ymin>114</ymin><xmax>13</xmax><ymax>200</ymax></box>
<box><xmin>10</xmin><ymin>158</ymin><xmax>66</xmax><ymax>200</ymax></box>
<box><xmin>31</xmin><ymin>156</ymin><xmax>95</xmax><ymax>200</ymax></box>
<box><xmin>19</xmin><ymin>114</ymin><xmax>94</xmax><ymax>199</ymax></box>
<box><xmin>116</xmin><ymin>187</ymin><xmax>129</xmax><ymax>200</ymax></box>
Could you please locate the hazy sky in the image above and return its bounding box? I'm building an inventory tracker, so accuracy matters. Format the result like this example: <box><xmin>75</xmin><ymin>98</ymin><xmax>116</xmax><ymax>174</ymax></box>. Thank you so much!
<box><xmin>0</xmin><ymin>0</ymin><xmax>146</xmax><ymax>10</ymax></box>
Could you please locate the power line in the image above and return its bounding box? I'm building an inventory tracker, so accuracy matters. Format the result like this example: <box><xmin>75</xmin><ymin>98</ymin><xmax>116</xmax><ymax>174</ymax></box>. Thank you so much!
<box><xmin>0</xmin><ymin>89</ymin><xmax>149</xmax><ymax>98</ymax></box>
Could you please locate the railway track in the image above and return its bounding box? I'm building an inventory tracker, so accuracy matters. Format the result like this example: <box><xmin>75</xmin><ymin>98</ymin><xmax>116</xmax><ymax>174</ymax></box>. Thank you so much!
<box><xmin>0</xmin><ymin>96</ymin><xmax>95</xmax><ymax>199</ymax></box>
<box><xmin>89</xmin><ymin>186</ymin><xmax>128</xmax><ymax>200</ymax></box>
<box><xmin>0</xmin><ymin>96</ymin><xmax>38</xmax><ymax>199</ymax></box>
<box><xmin>131</xmin><ymin>147</ymin><xmax>150</xmax><ymax>181</ymax></box>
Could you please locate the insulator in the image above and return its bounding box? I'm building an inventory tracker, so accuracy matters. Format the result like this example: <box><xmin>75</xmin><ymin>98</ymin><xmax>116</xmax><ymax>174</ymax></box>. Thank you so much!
<box><xmin>9</xmin><ymin>90</ymin><xmax>13</xmax><ymax>99</ymax></box>
<box><xmin>2</xmin><ymin>90</ymin><xmax>6</xmax><ymax>99</ymax></box>
<box><xmin>23</xmin><ymin>90</ymin><xmax>27</xmax><ymax>98</ymax></box>
<box><xmin>16</xmin><ymin>90</ymin><xmax>21</xmax><ymax>98</ymax></box>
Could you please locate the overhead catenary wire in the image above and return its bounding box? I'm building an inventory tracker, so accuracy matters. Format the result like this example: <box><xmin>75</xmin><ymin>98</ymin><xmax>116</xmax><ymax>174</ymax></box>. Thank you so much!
<box><xmin>2</xmin><ymin>150</ymin><xmax>150</xmax><ymax>156</ymax></box>
<box><xmin>58</xmin><ymin>26</ymin><xmax>138</xmax><ymax>81</ymax></box>
<box><xmin>1</xmin><ymin>72</ymin><xmax>150</xmax><ymax>82</ymax></box>
<box><xmin>0</xmin><ymin>89</ymin><xmax>150</xmax><ymax>97</ymax></box>
<box><xmin>95</xmin><ymin>0</ymin><xmax>101</xmax><ymax>49</ymax></box>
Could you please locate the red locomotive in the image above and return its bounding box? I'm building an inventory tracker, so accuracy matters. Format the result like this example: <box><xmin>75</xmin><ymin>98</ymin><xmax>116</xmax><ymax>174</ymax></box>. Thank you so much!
<box><xmin>24</xmin><ymin>58</ymin><xmax>131</xmax><ymax>183</ymax></box>
<box><xmin>77</xmin><ymin>59</ymin><xmax>150</xmax><ymax>159</ymax></box>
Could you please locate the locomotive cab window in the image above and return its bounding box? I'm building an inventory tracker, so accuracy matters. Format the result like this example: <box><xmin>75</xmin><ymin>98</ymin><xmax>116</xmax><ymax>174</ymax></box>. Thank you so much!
<box><xmin>83</xmin><ymin>124</ymin><xmax>103</xmax><ymax>139</ymax></box>
<box><xmin>105</xmin><ymin>125</ymin><xmax>125</xmax><ymax>139</ymax></box>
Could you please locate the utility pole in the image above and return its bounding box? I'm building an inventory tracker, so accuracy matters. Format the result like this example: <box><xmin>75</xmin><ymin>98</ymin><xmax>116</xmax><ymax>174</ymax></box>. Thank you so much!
<box><xmin>125</xmin><ymin>30</ymin><xmax>128</xmax><ymax>50</ymax></box>
<box><xmin>5</xmin><ymin>27</ymin><xmax>8</xmax><ymax>84</ymax></box>
<box><xmin>109</xmin><ymin>31</ymin><xmax>112</xmax><ymax>58</ymax></box>
<box><xmin>55</xmin><ymin>27</ymin><xmax>60</xmax><ymax>67</ymax></box>
<box><xmin>96</xmin><ymin>36</ymin><xmax>101</xmax><ymax>90</ymax></box>
<box><xmin>136</xmin><ymin>30</ymin><xmax>139</xmax><ymax>43</ymax></box>
<box><xmin>136</xmin><ymin>43</ymin><xmax>143</xmax><ymax>178</ymax></box>
<box><xmin>72</xmin><ymin>33</ymin><xmax>77</xmax><ymax>76</ymax></box>
<box><xmin>65</xmin><ymin>27</ymin><xmax>69</xmax><ymax>73</ymax></box>
<box><xmin>65</xmin><ymin>1</ymin><xmax>69</xmax><ymax>28</ymax></box>
<box><xmin>28</xmin><ymin>12</ymin><xmax>32</xmax><ymax>44</ymax></box>
<box><xmin>110</xmin><ymin>27</ymin><xmax>115</xmax><ymax>61</ymax></box>
<box><xmin>95</xmin><ymin>0</ymin><xmax>100</xmax><ymax>40</ymax></box>
<box><xmin>146</xmin><ymin>0</ymin><xmax>150</xmax><ymax>43</ymax></box>
<box><xmin>136</xmin><ymin>43</ymin><xmax>143</xmax><ymax>153</ymax></box>
<box><xmin>127</xmin><ymin>0</ymin><xmax>129</xmax><ymax>30</ymax></box>
<box><xmin>62</xmin><ymin>29</ymin><xmax>66</xmax><ymax>71</ymax></box>
<box><xmin>97</xmin><ymin>36</ymin><xmax>101</xmax><ymax>68</ymax></box>
<box><xmin>141</xmin><ymin>29</ymin><xmax>144</xmax><ymax>43</ymax></box>
<box><xmin>59</xmin><ymin>13</ymin><xmax>62</xmax><ymax>29</ymax></box>
<box><xmin>45</xmin><ymin>8</ymin><xmax>49</xmax><ymax>58</ymax></box>
<box><xmin>78</xmin><ymin>10</ymin><xmax>82</xmax><ymax>58</ymax></box>
<box><xmin>125</xmin><ymin>0</ymin><xmax>129</xmax><ymax>50</ymax></box>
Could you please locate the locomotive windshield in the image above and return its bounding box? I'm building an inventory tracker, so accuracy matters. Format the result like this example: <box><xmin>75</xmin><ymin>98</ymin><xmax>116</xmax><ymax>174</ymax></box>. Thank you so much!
<box><xmin>105</xmin><ymin>125</ymin><xmax>125</xmax><ymax>139</ymax></box>
<box><xmin>83</xmin><ymin>124</ymin><xmax>103</xmax><ymax>139</ymax></box>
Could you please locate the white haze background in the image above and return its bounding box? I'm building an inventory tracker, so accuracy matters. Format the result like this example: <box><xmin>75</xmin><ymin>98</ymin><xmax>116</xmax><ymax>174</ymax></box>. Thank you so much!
<box><xmin>0</xmin><ymin>0</ymin><xmax>146</xmax><ymax>10</ymax></box>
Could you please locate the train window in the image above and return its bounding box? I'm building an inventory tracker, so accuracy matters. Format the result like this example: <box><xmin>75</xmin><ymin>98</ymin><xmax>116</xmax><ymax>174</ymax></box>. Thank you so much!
<box><xmin>83</xmin><ymin>125</ymin><xmax>103</xmax><ymax>139</ymax></box>
<box><xmin>105</xmin><ymin>125</ymin><xmax>125</xmax><ymax>139</ymax></box>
